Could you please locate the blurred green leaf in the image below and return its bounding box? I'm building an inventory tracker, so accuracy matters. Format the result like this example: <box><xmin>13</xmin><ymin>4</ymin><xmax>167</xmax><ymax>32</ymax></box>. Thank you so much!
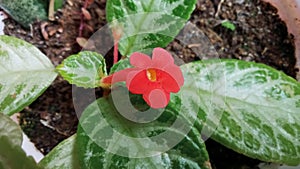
<box><xmin>54</xmin><ymin>0</ymin><xmax>64</xmax><ymax>11</ymax></box>
<box><xmin>0</xmin><ymin>0</ymin><xmax>48</xmax><ymax>28</ymax></box>
<box><xmin>221</xmin><ymin>20</ymin><xmax>236</xmax><ymax>31</ymax></box>
<box><xmin>0</xmin><ymin>113</ymin><xmax>22</xmax><ymax>147</ymax></box>
<box><xmin>0</xmin><ymin>136</ymin><xmax>42</xmax><ymax>169</ymax></box>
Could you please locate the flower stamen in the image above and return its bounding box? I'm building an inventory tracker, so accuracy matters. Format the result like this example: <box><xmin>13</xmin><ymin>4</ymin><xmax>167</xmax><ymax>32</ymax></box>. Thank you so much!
<box><xmin>146</xmin><ymin>69</ymin><xmax>157</xmax><ymax>82</ymax></box>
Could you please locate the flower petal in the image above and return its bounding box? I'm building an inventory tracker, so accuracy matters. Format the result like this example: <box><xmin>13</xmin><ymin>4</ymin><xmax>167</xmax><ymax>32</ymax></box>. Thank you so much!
<box><xmin>101</xmin><ymin>68</ymin><xmax>138</xmax><ymax>85</ymax></box>
<box><xmin>163</xmin><ymin>64</ymin><xmax>184</xmax><ymax>87</ymax></box>
<box><xmin>151</xmin><ymin>48</ymin><xmax>174</xmax><ymax>67</ymax></box>
<box><xmin>127</xmin><ymin>69</ymin><xmax>149</xmax><ymax>94</ymax></box>
<box><xmin>143</xmin><ymin>89</ymin><xmax>170</xmax><ymax>109</ymax></box>
<box><xmin>130</xmin><ymin>52</ymin><xmax>152</xmax><ymax>68</ymax></box>
<box><xmin>160</xmin><ymin>71</ymin><xmax>181</xmax><ymax>93</ymax></box>
<box><xmin>110</xmin><ymin>68</ymin><xmax>139</xmax><ymax>84</ymax></box>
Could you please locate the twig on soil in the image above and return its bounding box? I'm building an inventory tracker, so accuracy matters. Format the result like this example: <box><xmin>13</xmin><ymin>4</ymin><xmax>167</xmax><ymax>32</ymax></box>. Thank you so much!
<box><xmin>187</xmin><ymin>43</ymin><xmax>201</xmax><ymax>48</ymax></box>
<box><xmin>48</xmin><ymin>0</ymin><xmax>55</xmax><ymax>21</ymax></box>
<box><xmin>40</xmin><ymin>119</ymin><xmax>73</xmax><ymax>136</ymax></box>
<box><xmin>215</xmin><ymin>0</ymin><xmax>225</xmax><ymax>18</ymax></box>
<box><xmin>29</xmin><ymin>24</ymin><xmax>34</xmax><ymax>37</ymax></box>
<box><xmin>261</xmin><ymin>47</ymin><xmax>268</xmax><ymax>56</ymax></box>
<box><xmin>40</xmin><ymin>119</ymin><xmax>55</xmax><ymax>130</ymax></box>
<box><xmin>40</xmin><ymin>22</ymin><xmax>49</xmax><ymax>40</ymax></box>
<box><xmin>205</xmin><ymin>28</ymin><xmax>223</xmax><ymax>43</ymax></box>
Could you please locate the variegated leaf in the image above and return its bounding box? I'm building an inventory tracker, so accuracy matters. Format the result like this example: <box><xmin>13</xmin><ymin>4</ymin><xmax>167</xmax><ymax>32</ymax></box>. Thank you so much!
<box><xmin>0</xmin><ymin>35</ymin><xmax>57</xmax><ymax>115</ymax></box>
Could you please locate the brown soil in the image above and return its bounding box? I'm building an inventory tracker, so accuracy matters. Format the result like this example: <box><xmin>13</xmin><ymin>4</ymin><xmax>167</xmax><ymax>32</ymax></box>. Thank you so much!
<box><xmin>2</xmin><ymin>0</ymin><xmax>296</xmax><ymax>168</ymax></box>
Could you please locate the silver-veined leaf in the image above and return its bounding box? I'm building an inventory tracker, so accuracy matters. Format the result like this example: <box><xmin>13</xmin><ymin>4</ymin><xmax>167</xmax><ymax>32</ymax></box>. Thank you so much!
<box><xmin>106</xmin><ymin>0</ymin><xmax>197</xmax><ymax>56</ymax></box>
<box><xmin>56</xmin><ymin>51</ymin><xmax>107</xmax><ymax>88</ymax></box>
<box><xmin>182</xmin><ymin>59</ymin><xmax>300</xmax><ymax>165</ymax></box>
<box><xmin>0</xmin><ymin>35</ymin><xmax>57</xmax><ymax>115</ymax></box>
<box><xmin>39</xmin><ymin>134</ymin><xmax>76</xmax><ymax>169</ymax></box>
<box><xmin>76</xmin><ymin>94</ymin><xmax>211</xmax><ymax>169</ymax></box>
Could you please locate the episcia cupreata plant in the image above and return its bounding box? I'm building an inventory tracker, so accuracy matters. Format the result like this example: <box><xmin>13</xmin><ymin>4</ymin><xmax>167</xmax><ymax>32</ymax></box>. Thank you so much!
<box><xmin>0</xmin><ymin>0</ymin><xmax>300</xmax><ymax>168</ymax></box>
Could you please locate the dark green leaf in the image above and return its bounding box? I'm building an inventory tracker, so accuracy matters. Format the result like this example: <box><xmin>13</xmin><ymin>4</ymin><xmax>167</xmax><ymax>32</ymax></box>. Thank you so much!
<box><xmin>0</xmin><ymin>113</ymin><xmax>22</xmax><ymax>147</ymax></box>
<box><xmin>39</xmin><ymin>134</ymin><xmax>76</xmax><ymax>169</ymax></box>
<box><xmin>76</xmin><ymin>94</ymin><xmax>211</xmax><ymax>169</ymax></box>
<box><xmin>0</xmin><ymin>35</ymin><xmax>57</xmax><ymax>115</ymax></box>
<box><xmin>106</xmin><ymin>0</ymin><xmax>197</xmax><ymax>56</ymax></box>
<box><xmin>56</xmin><ymin>51</ymin><xmax>107</xmax><ymax>88</ymax></box>
<box><xmin>181</xmin><ymin>59</ymin><xmax>300</xmax><ymax>165</ymax></box>
<box><xmin>0</xmin><ymin>136</ymin><xmax>42</xmax><ymax>169</ymax></box>
<box><xmin>0</xmin><ymin>0</ymin><xmax>48</xmax><ymax>28</ymax></box>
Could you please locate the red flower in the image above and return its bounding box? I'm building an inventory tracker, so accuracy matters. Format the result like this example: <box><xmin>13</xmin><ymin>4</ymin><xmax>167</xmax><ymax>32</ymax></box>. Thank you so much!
<box><xmin>102</xmin><ymin>48</ymin><xmax>184</xmax><ymax>109</ymax></box>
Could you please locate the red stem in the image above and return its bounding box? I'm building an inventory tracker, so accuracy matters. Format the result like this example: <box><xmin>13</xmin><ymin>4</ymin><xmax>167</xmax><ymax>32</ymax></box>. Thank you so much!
<box><xmin>113</xmin><ymin>41</ymin><xmax>119</xmax><ymax>64</ymax></box>
<box><xmin>79</xmin><ymin>0</ymin><xmax>89</xmax><ymax>37</ymax></box>
<box><xmin>79</xmin><ymin>23</ymin><xmax>84</xmax><ymax>37</ymax></box>
<box><xmin>83</xmin><ymin>0</ymin><xmax>89</xmax><ymax>8</ymax></box>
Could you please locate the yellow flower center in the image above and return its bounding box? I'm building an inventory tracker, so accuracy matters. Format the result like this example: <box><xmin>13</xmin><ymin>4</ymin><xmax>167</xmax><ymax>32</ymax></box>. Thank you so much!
<box><xmin>146</xmin><ymin>69</ymin><xmax>157</xmax><ymax>82</ymax></box>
